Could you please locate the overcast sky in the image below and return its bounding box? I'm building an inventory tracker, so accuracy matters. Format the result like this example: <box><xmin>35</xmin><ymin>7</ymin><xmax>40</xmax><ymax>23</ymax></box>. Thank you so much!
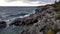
<box><xmin>0</xmin><ymin>0</ymin><xmax>59</xmax><ymax>6</ymax></box>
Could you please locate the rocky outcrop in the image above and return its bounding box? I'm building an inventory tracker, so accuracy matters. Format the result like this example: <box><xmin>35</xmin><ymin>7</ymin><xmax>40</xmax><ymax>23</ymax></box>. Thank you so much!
<box><xmin>10</xmin><ymin>5</ymin><xmax>55</xmax><ymax>26</ymax></box>
<box><xmin>10</xmin><ymin>14</ymin><xmax>39</xmax><ymax>26</ymax></box>
<box><xmin>0</xmin><ymin>5</ymin><xmax>59</xmax><ymax>34</ymax></box>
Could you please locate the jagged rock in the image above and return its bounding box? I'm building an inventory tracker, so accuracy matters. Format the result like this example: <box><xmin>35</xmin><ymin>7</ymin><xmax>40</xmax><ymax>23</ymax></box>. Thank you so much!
<box><xmin>10</xmin><ymin>18</ymin><xmax>25</xmax><ymax>26</ymax></box>
<box><xmin>56</xmin><ymin>20</ymin><xmax>60</xmax><ymax>28</ymax></box>
<box><xmin>0</xmin><ymin>21</ymin><xmax>7</xmax><ymax>29</ymax></box>
<box><xmin>9</xmin><ymin>5</ymin><xmax>59</xmax><ymax>34</ymax></box>
<box><xmin>10</xmin><ymin>14</ymin><xmax>38</xmax><ymax>26</ymax></box>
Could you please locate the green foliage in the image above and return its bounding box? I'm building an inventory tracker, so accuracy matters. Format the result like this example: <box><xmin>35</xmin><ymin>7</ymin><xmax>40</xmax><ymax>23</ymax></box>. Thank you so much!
<box><xmin>51</xmin><ymin>1</ymin><xmax>60</xmax><ymax>20</ymax></box>
<box><xmin>46</xmin><ymin>1</ymin><xmax>60</xmax><ymax>34</ymax></box>
<box><xmin>53</xmin><ymin>25</ymin><xmax>58</xmax><ymax>32</ymax></box>
<box><xmin>52</xmin><ymin>1</ymin><xmax>60</xmax><ymax>14</ymax></box>
<box><xmin>51</xmin><ymin>1</ymin><xmax>60</xmax><ymax>14</ymax></box>
<box><xmin>47</xmin><ymin>25</ymin><xmax>59</xmax><ymax>34</ymax></box>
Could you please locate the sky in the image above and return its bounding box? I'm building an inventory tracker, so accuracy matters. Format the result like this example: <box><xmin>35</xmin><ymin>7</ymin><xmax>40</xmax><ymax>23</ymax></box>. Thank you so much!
<box><xmin>0</xmin><ymin>0</ymin><xmax>59</xmax><ymax>6</ymax></box>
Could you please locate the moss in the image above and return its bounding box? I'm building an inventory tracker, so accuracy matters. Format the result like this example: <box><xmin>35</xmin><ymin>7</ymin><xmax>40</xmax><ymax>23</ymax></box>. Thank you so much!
<box><xmin>47</xmin><ymin>25</ymin><xmax>59</xmax><ymax>34</ymax></box>
<box><xmin>47</xmin><ymin>29</ymin><xmax>54</xmax><ymax>34</ymax></box>
<box><xmin>55</xmin><ymin>15</ymin><xmax>60</xmax><ymax>20</ymax></box>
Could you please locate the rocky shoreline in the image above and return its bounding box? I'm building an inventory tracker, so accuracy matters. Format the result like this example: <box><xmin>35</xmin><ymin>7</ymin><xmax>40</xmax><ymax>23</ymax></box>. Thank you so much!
<box><xmin>0</xmin><ymin>5</ymin><xmax>60</xmax><ymax>34</ymax></box>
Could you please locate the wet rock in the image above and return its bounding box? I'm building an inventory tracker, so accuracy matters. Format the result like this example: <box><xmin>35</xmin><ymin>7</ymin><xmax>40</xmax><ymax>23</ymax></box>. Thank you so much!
<box><xmin>0</xmin><ymin>21</ymin><xmax>7</xmax><ymax>29</ymax></box>
<box><xmin>10</xmin><ymin>18</ymin><xmax>25</xmax><ymax>26</ymax></box>
<box><xmin>10</xmin><ymin>14</ymin><xmax>39</xmax><ymax>26</ymax></box>
<box><xmin>10</xmin><ymin>16</ymin><xmax>38</xmax><ymax>26</ymax></box>
<box><xmin>20</xmin><ymin>29</ymin><xmax>30</xmax><ymax>34</ymax></box>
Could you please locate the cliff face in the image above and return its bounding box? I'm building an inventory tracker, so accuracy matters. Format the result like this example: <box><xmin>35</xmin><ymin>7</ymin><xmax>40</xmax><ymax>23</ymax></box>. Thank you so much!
<box><xmin>9</xmin><ymin>5</ymin><xmax>60</xmax><ymax>34</ymax></box>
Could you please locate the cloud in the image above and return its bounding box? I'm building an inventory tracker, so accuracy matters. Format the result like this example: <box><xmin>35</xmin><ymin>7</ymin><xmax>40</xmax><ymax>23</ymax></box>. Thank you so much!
<box><xmin>6</xmin><ymin>0</ymin><xmax>55</xmax><ymax>3</ymax></box>
<box><xmin>0</xmin><ymin>0</ymin><xmax>55</xmax><ymax>6</ymax></box>
<box><xmin>6</xmin><ymin>0</ymin><xmax>38</xmax><ymax>1</ymax></box>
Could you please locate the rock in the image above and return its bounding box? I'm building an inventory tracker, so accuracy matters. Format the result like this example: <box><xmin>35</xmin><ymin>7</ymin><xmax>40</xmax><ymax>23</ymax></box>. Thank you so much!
<box><xmin>56</xmin><ymin>20</ymin><xmax>60</xmax><ymax>28</ymax></box>
<box><xmin>10</xmin><ymin>14</ymin><xmax>38</xmax><ymax>26</ymax></box>
<box><xmin>10</xmin><ymin>18</ymin><xmax>25</xmax><ymax>26</ymax></box>
<box><xmin>0</xmin><ymin>21</ymin><xmax>7</xmax><ymax>29</ymax></box>
<box><xmin>10</xmin><ymin>16</ymin><xmax>38</xmax><ymax>26</ymax></box>
<box><xmin>56</xmin><ymin>31</ymin><xmax>60</xmax><ymax>34</ymax></box>
<box><xmin>9</xmin><ymin>5</ymin><xmax>59</xmax><ymax>34</ymax></box>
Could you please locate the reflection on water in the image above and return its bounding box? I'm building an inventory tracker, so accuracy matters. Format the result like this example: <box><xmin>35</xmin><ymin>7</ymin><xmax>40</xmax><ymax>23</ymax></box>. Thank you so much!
<box><xmin>0</xmin><ymin>26</ymin><xmax>24</xmax><ymax>34</ymax></box>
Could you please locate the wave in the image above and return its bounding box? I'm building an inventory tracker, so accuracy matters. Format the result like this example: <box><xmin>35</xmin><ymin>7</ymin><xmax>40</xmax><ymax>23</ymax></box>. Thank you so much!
<box><xmin>0</xmin><ymin>9</ymin><xmax>36</xmax><ymax>28</ymax></box>
<box><xmin>9</xmin><ymin>9</ymin><xmax>35</xmax><ymax>18</ymax></box>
